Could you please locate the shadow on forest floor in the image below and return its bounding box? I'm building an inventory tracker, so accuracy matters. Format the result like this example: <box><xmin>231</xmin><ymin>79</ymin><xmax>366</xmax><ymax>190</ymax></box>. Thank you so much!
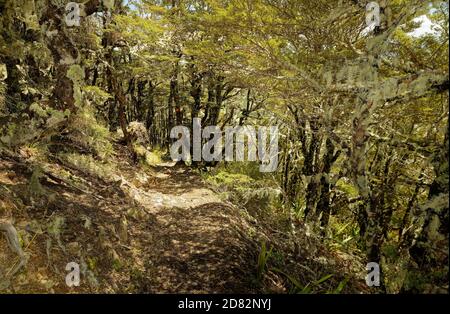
<box><xmin>0</xmin><ymin>146</ymin><xmax>367</xmax><ymax>293</ymax></box>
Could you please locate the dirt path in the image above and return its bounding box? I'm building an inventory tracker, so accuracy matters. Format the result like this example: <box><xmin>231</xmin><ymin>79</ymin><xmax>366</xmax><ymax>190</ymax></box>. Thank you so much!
<box><xmin>0</xmin><ymin>151</ymin><xmax>261</xmax><ymax>293</ymax></box>
<box><xmin>1</xmin><ymin>150</ymin><xmax>368</xmax><ymax>293</ymax></box>
<box><xmin>117</xmin><ymin>162</ymin><xmax>259</xmax><ymax>293</ymax></box>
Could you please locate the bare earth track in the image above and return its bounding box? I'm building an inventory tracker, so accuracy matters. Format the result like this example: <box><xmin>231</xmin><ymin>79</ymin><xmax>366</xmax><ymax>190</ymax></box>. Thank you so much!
<box><xmin>0</xmin><ymin>147</ymin><xmax>366</xmax><ymax>293</ymax></box>
<box><xmin>117</xmin><ymin>162</ymin><xmax>259</xmax><ymax>293</ymax></box>
<box><xmin>0</xmin><ymin>149</ymin><xmax>259</xmax><ymax>293</ymax></box>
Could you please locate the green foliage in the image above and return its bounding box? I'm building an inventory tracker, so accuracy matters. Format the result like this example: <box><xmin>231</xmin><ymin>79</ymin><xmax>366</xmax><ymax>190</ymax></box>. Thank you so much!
<box><xmin>82</xmin><ymin>86</ymin><xmax>113</xmax><ymax>106</ymax></box>
<box><xmin>29</xmin><ymin>166</ymin><xmax>44</xmax><ymax>197</ymax></box>
<box><xmin>60</xmin><ymin>153</ymin><xmax>115</xmax><ymax>180</ymax></box>
<box><xmin>327</xmin><ymin>218</ymin><xmax>359</xmax><ymax>251</ymax></box>
<box><xmin>331</xmin><ymin>278</ymin><xmax>349</xmax><ymax>294</ymax></box>
<box><xmin>47</xmin><ymin>215</ymin><xmax>65</xmax><ymax>249</ymax></box>
<box><xmin>68</xmin><ymin>105</ymin><xmax>113</xmax><ymax>159</ymax></box>
<box><xmin>205</xmin><ymin>170</ymin><xmax>253</xmax><ymax>186</ymax></box>
<box><xmin>133</xmin><ymin>144</ymin><xmax>163</xmax><ymax>167</ymax></box>
<box><xmin>271</xmin><ymin>267</ymin><xmax>336</xmax><ymax>294</ymax></box>
<box><xmin>0</xmin><ymin>0</ymin><xmax>447</xmax><ymax>294</ymax></box>
<box><xmin>256</xmin><ymin>241</ymin><xmax>272</xmax><ymax>283</ymax></box>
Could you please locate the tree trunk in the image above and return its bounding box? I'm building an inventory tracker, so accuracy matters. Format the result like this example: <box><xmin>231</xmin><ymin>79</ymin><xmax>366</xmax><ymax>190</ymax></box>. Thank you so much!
<box><xmin>403</xmin><ymin>125</ymin><xmax>449</xmax><ymax>293</ymax></box>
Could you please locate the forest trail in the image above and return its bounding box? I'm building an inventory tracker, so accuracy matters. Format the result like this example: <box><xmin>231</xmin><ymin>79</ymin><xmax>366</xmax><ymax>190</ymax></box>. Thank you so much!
<box><xmin>0</xmin><ymin>146</ymin><xmax>368</xmax><ymax>293</ymax></box>
<box><xmin>116</xmin><ymin>160</ymin><xmax>259</xmax><ymax>293</ymax></box>
<box><xmin>1</xmin><ymin>0</ymin><xmax>448</xmax><ymax>295</ymax></box>
<box><xmin>0</xmin><ymin>149</ymin><xmax>260</xmax><ymax>293</ymax></box>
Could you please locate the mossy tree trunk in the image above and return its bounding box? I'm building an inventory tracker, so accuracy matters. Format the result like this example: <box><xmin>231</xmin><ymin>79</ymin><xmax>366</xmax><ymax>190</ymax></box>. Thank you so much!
<box><xmin>403</xmin><ymin>124</ymin><xmax>449</xmax><ymax>293</ymax></box>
